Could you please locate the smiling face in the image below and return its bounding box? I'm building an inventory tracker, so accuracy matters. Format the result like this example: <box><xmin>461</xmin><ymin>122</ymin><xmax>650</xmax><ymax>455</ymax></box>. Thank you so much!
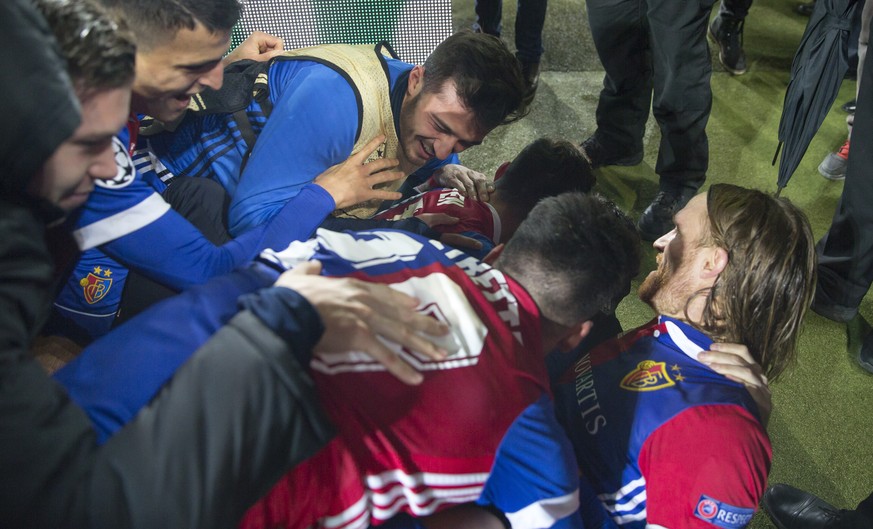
<box><xmin>131</xmin><ymin>22</ymin><xmax>229</xmax><ymax>123</ymax></box>
<box><xmin>397</xmin><ymin>66</ymin><xmax>487</xmax><ymax>170</ymax></box>
<box><xmin>29</xmin><ymin>86</ymin><xmax>131</xmax><ymax>212</ymax></box>
<box><xmin>638</xmin><ymin>193</ymin><xmax>712</xmax><ymax>318</ymax></box>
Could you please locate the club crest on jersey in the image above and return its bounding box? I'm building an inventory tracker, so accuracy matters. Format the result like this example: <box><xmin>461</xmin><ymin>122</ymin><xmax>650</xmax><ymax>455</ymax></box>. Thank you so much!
<box><xmin>694</xmin><ymin>495</ymin><xmax>754</xmax><ymax>529</ymax></box>
<box><xmin>95</xmin><ymin>137</ymin><xmax>135</xmax><ymax>189</ymax></box>
<box><xmin>619</xmin><ymin>360</ymin><xmax>676</xmax><ymax>391</ymax></box>
<box><xmin>79</xmin><ymin>266</ymin><xmax>113</xmax><ymax>304</ymax></box>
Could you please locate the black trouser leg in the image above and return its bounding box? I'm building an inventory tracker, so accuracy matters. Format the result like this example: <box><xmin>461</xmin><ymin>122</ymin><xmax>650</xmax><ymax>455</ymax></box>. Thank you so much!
<box><xmin>514</xmin><ymin>0</ymin><xmax>548</xmax><ymax>63</ymax></box>
<box><xmin>586</xmin><ymin>0</ymin><xmax>652</xmax><ymax>155</ymax></box>
<box><xmin>816</xmin><ymin>40</ymin><xmax>873</xmax><ymax>317</ymax></box>
<box><xmin>475</xmin><ymin>0</ymin><xmax>503</xmax><ymax>35</ymax></box>
<box><xmin>648</xmin><ymin>0</ymin><xmax>713</xmax><ymax>193</ymax></box>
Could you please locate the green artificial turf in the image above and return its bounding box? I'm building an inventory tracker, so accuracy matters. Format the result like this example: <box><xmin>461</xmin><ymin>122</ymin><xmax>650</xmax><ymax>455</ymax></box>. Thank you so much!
<box><xmin>452</xmin><ymin>1</ymin><xmax>873</xmax><ymax>525</ymax></box>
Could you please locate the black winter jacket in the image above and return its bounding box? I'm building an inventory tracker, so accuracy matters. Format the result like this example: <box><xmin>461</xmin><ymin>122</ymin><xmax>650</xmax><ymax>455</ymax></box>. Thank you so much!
<box><xmin>0</xmin><ymin>2</ymin><xmax>334</xmax><ymax>527</ymax></box>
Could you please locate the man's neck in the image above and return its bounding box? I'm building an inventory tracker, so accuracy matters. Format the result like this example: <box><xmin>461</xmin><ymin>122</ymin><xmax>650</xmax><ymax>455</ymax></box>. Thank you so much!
<box><xmin>488</xmin><ymin>191</ymin><xmax>522</xmax><ymax>244</ymax></box>
<box><xmin>539</xmin><ymin>317</ymin><xmax>575</xmax><ymax>357</ymax></box>
<box><xmin>661</xmin><ymin>303</ymin><xmax>706</xmax><ymax>328</ymax></box>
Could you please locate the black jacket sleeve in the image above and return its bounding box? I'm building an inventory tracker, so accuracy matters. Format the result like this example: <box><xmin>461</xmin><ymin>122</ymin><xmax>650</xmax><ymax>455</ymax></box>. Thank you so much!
<box><xmin>79</xmin><ymin>310</ymin><xmax>335</xmax><ymax>529</ymax></box>
<box><xmin>4</xmin><ymin>302</ymin><xmax>335</xmax><ymax>529</ymax></box>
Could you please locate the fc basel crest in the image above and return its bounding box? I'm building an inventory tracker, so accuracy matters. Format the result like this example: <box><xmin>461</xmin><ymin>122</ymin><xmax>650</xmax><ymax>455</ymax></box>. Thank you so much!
<box><xmin>79</xmin><ymin>266</ymin><xmax>113</xmax><ymax>304</ymax></box>
<box><xmin>619</xmin><ymin>360</ymin><xmax>676</xmax><ymax>392</ymax></box>
<box><xmin>95</xmin><ymin>137</ymin><xmax>135</xmax><ymax>189</ymax></box>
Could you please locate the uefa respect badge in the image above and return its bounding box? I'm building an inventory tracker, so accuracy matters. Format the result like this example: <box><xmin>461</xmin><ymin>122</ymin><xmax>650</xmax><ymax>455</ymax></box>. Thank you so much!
<box><xmin>694</xmin><ymin>494</ymin><xmax>754</xmax><ymax>528</ymax></box>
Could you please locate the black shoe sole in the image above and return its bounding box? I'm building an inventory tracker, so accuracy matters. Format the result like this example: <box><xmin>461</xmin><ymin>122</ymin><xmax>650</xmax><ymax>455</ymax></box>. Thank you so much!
<box><xmin>584</xmin><ymin>151</ymin><xmax>644</xmax><ymax>169</ymax></box>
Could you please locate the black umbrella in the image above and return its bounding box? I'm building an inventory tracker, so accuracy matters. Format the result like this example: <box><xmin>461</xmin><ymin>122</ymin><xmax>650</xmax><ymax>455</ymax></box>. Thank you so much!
<box><xmin>774</xmin><ymin>0</ymin><xmax>860</xmax><ymax>195</ymax></box>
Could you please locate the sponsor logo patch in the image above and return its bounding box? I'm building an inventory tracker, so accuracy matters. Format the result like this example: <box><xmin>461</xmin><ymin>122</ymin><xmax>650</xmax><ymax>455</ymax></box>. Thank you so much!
<box><xmin>694</xmin><ymin>495</ymin><xmax>754</xmax><ymax>528</ymax></box>
<box><xmin>79</xmin><ymin>266</ymin><xmax>113</xmax><ymax>304</ymax></box>
<box><xmin>619</xmin><ymin>360</ymin><xmax>675</xmax><ymax>391</ymax></box>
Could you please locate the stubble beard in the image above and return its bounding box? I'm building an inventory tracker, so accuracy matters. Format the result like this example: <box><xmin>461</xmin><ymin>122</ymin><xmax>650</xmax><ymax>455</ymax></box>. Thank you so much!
<box><xmin>638</xmin><ymin>254</ymin><xmax>697</xmax><ymax>318</ymax></box>
<box><xmin>396</xmin><ymin>92</ymin><xmax>424</xmax><ymax>175</ymax></box>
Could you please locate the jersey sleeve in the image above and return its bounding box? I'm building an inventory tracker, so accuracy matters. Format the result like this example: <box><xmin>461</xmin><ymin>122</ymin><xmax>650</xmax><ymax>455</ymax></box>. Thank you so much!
<box><xmin>100</xmin><ymin>183</ymin><xmax>334</xmax><ymax>289</ymax></box>
<box><xmin>69</xmin><ymin>134</ymin><xmax>171</xmax><ymax>251</ymax></box>
<box><xmin>53</xmin><ymin>264</ymin><xmax>281</xmax><ymax>442</ymax></box>
<box><xmin>478</xmin><ymin>395</ymin><xmax>584</xmax><ymax>529</ymax></box>
<box><xmin>228</xmin><ymin>61</ymin><xmax>360</xmax><ymax>235</ymax></box>
<box><xmin>639</xmin><ymin>404</ymin><xmax>772</xmax><ymax>529</ymax></box>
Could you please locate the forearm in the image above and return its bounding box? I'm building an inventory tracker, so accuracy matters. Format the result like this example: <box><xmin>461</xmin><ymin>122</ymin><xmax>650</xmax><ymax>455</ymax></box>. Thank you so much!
<box><xmin>100</xmin><ymin>209</ymin><xmax>242</xmax><ymax>289</ymax></box>
<box><xmin>102</xmin><ymin>184</ymin><xmax>333</xmax><ymax>290</ymax></box>
<box><xmin>251</xmin><ymin>184</ymin><xmax>335</xmax><ymax>252</ymax></box>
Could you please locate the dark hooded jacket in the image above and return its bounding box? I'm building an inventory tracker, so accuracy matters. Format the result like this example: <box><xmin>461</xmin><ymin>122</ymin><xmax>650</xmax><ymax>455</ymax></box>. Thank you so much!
<box><xmin>0</xmin><ymin>1</ymin><xmax>333</xmax><ymax>526</ymax></box>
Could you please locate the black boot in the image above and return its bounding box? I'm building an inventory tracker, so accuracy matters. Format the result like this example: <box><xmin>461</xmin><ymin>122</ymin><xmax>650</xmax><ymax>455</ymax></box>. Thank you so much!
<box><xmin>708</xmin><ymin>14</ymin><xmax>747</xmax><ymax>75</ymax></box>
<box><xmin>763</xmin><ymin>484</ymin><xmax>873</xmax><ymax>529</ymax></box>
<box><xmin>637</xmin><ymin>187</ymin><xmax>696</xmax><ymax>241</ymax></box>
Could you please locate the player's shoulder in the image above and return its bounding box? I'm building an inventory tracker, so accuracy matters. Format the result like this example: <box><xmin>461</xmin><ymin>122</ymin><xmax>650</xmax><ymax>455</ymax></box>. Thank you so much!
<box><xmin>268</xmin><ymin>53</ymin><xmax>359</xmax><ymax>91</ymax></box>
<box><xmin>641</xmin><ymin>405</ymin><xmax>770</xmax><ymax>529</ymax></box>
<box><xmin>653</xmin><ymin>403</ymin><xmax>770</xmax><ymax>458</ymax></box>
<box><xmin>642</xmin><ymin>404</ymin><xmax>770</xmax><ymax>504</ymax></box>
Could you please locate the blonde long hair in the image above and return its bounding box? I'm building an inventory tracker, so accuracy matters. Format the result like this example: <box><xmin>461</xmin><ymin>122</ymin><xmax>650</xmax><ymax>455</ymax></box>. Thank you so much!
<box><xmin>700</xmin><ymin>184</ymin><xmax>817</xmax><ymax>381</ymax></box>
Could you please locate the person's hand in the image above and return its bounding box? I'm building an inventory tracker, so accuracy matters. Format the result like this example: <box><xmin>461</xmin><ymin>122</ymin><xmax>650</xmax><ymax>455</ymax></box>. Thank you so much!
<box><xmin>274</xmin><ymin>261</ymin><xmax>450</xmax><ymax>385</ymax></box>
<box><xmin>432</xmin><ymin>164</ymin><xmax>494</xmax><ymax>201</ymax></box>
<box><xmin>315</xmin><ymin>135</ymin><xmax>405</xmax><ymax>210</ymax></box>
<box><xmin>698</xmin><ymin>342</ymin><xmax>772</xmax><ymax>426</ymax></box>
<box><xmin>223</xmin><ymin>31</ymin><xmax>285</xmax><ymax>65</ymax></box>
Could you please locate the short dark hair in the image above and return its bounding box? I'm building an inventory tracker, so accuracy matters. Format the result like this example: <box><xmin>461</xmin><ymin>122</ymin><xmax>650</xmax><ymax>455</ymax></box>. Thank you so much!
<box><xmin>497</xmin><ymin>193</ymin><xmax>641</xmax><ymax>327</ymax></box>
<box><xmin>497</xmin><ymin>138</ymin><xmax>596</xmax><ymax>216</ymax></box>
<box><xmin>97</xmin><ymin>0</ymin><xmax>241</xmax><ymax>50</ymax></box>
<box><xmin>35</xmin><ymin>0</ymin><xmax>136</xmax><ymax>96</ymax></box>
<box><xmin>422</xmin><ymin>31</ymin><xmax>530</xmax><ymax>133</ymax></box>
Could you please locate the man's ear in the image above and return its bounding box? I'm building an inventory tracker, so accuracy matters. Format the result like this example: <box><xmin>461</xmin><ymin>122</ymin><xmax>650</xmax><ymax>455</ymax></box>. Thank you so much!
<box><xmin>482</xmin><ymin>243</ymin><xmax>505</xmax><ymax>266</ymax></box>
<box><xmin>701</xmin><ymin>246</ymin><xmax>729</xmax><ymax>279</ymax></box>
<box><xmin>407</xmin><ymin>65</ymin><xmax>425</xmax><ymax>98</ymax></box>
<box><xmin>556</xmin><ymin>320</ymin><xmax>594</xmax><ymax>352</ymax></box>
